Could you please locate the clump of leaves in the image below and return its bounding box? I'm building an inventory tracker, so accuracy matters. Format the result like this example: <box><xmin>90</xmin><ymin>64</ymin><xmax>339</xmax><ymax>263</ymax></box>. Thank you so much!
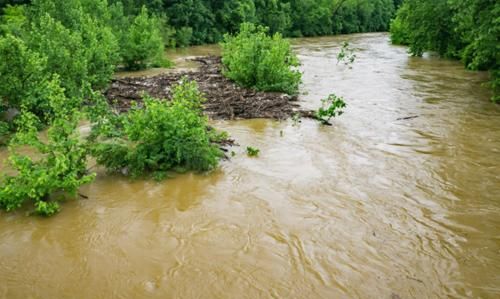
<box><xmin>246</xmin><ymin>146</ymin><xmax>260</xmax><ymax>157</ymax></box>
<box><xmin>92</xmin><ymin>79</ymin><xmax>224</xmax><ymax>177</ymax></box>
<box><xmin>221</xmin><ymin>22</ymin><xmax>302</xmax><ymax>95</ymax></box>
<box><xmin>0</xmin><ymin>78</ymin><xmax>95</xmax><ymax>216</ymax></box>
<box><xmin>316</xmin><ymin>94</ymin><xmax>347</xmax><ymax>125</ymax></box>
<box><xmin>337</xmin><ymin>41</ymin><xmax>356</xmax><ymax>68</ymax></box>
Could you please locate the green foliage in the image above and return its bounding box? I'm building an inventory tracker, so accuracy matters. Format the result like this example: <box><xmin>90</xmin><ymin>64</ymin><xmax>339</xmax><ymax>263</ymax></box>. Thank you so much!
<box><xmin>92</xmin><ymin>79</ymin><xmax>223</xmax><ymax>177</ymax></box>
<box><xmin>390</xmin><ymin>0</ymin><xmax>499</xmax><ymax>102</ymax></box>
<box><xmin>389</xmin><ymin>2</ymin><xmax>410</xmax><ymax>45</ymax></box>
<box><xmin>337</xmin><ymin>41</ymin><xmax>356</xmax><ymax>68</ymax></box>
<box><xmin>120</xmin><ymin>6</ymin><xmax>166</xmax><ymax>70</ymax></box>
<box><xmin>255</xmin><ymin>0</ymin><xmax>291</xmax><ymax>35</ymax></box>
<box><xmin>28</xmin><ymin>0</ymin><xmax>120</xmax><ymax>94</ymax></box>
<box><xmin>0</xmin><ymin>34</ymin><xmax>50</xmax><ymax>118</ymax></box>
<box><xmin>0</xmin><ymin>4</ymin><xmax>26</xmax><ymax>35</ymax></box>
<box><xmin>316</xmin><ymin>94</ymin><xmax>347</xmax><ymax>125</ymax></box>
<box><xmin>288</xmin><ymin>0</ymin><xmax>333</xmax><ymax>37</ymax></box>
<box><xmin>0</xmin><ymin>120</ymin><xmax>9</xmax><ymax>143</ymax></box>
<box><xmin>175</xmin><ymin>26</ymin><xmax>193</xmax><ymax>47</ymax></box>
<box><xmin>165</xmin><ymin>0</ymin><xmax>220</xmax><ymax>45</ymax></box>
<box><xmin>0</xmin><ymin>0</ymin><xmax>170</xmax><ymax>145</ymax></box>
<box><xmin>28</xmin><ymin>15</ymin><xmax>91</xmax><ymax>99</ymax></box>
<box><xmin>160</xmin><ymin>0</ymin><xmax>397</xmax><ymax>46</ymax></box>
<box><xmin>221</xmin><ymin>22</ymin><xmax>301</xmax><ymax>95</ymax></box>
<box><xmin>330</xmin><ymin>0</ymin><xmax>395</xmax><ymax>35</ymax></box>
<box><xmin>246</xmin><ymin>146</ymin><xmax>260</xmax><ymax>157</ymax></box>
<box><xmin>0</xmin><ymin>78</ymin><xmax>94</xmax><ymax>216</ymax></box>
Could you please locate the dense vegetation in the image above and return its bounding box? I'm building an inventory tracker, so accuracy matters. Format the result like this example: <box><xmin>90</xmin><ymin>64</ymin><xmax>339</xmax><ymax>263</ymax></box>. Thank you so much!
<box><xmin>92</xmin><ymin>79</ymin><xmax>223</xmax><ymax>178</ymax></box>
<box><xmin>390</xmin><ymin>0</ymin><xmax>499</xmax><ymax>102</ymax></box>
<box><xmin>3</xmin><ymin>0</ymin><xmax>401</xmax><ymax>47</ymax></box>
<box><xmin>0</xmin><ymin>77</ymin><xmax>94</xmax><ymax>216</ymax></box>
<box><xmin>221</xmin><ymin>23</ymin><xmax>301</xmax><ymax>94</ymax></box>
<box><xmin>0</xmin><ymin>0</ymin><xmax>167</xmax><ymax>137</ymax></box>
<box><xmin>0</xmin><ymin>0</ymin><xmax>223</xmax><ymax>215</ymax></box>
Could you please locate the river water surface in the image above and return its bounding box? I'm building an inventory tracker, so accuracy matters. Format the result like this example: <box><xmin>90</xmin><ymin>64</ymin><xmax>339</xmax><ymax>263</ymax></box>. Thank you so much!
<box><xmin>1</xmin><ymin>33</ymin><xmax>499</xmax><ymax>299</ymax></box>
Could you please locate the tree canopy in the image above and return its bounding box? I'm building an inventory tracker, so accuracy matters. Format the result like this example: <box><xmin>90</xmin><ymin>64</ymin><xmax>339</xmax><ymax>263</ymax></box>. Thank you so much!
<box><xmin>390</xmin><ymin>0</ymin><xmax>499</xmax><ymax>102</ymax></box>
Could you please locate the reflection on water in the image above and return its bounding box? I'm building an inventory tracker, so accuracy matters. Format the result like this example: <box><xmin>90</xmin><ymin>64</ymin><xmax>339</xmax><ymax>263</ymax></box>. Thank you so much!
<box><xmin>1</xmin><ymin>33</ymin><xmax>499</xmax><ymax>299</ymax></box>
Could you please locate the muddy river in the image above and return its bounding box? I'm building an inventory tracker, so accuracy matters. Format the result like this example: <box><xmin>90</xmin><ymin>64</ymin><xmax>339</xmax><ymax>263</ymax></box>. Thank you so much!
<box><xmin>1</xmin><ymin>33</ymin><xmax>499</xmax><ymax>299</ymax></box>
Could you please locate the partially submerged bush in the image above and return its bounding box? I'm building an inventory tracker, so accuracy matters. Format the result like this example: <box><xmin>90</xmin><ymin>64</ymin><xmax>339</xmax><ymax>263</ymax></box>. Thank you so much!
<box><xmin>0</xmin><ymin>78</ymin><xmax>95</xmax><ymax>216</ymax></box>
<box><xmin>246</xmin><ymin>146</ymin><xmax>260</xmax><ymax>157</ymax></box>
<box><xmin>220</xmin><ymin>22</ymin><xmax>301</xmax><ymax>95</ymax></box>
<box><xmin>337</xmin><ymin>41</ymin><xmax>356</xmax><ymax>68</ymax></box>
<box><xmin>92</xmin><ymin>79</ymin><xmax>223</xmax><ymax>177</ymax></box>
<box><xmin>316</xmin><ymin>94</ymin><xmax>346</xmax><ymax>125</ymax></box>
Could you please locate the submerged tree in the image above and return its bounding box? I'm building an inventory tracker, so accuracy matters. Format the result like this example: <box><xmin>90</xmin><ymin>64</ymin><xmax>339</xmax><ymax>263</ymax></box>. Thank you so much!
<box><xmin>0</xmin><ymin>78</ymin><xmax>94</xmax><ymax>216</ymax></box>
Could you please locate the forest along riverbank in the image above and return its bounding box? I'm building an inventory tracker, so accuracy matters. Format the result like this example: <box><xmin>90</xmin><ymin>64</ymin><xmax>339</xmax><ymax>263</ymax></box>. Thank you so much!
<box><xmin>106</xmin><ymin>56</ymin><xmax>310</xmax><ymax>120</ymax></box>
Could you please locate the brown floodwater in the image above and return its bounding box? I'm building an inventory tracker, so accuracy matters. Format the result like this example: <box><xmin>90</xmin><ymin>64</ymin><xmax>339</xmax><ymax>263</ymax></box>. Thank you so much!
<box><xmin>1</xmin><ymin>33</ymin><xmax>499</xmax><ymax>299</ymax></box>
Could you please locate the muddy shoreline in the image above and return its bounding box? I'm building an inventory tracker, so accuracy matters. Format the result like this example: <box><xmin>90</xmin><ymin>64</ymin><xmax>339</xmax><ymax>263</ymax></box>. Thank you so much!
<box><xmin>105</xmin><ymin>56</ymin><xmax>312</xmax><ymax>120</ymax></box>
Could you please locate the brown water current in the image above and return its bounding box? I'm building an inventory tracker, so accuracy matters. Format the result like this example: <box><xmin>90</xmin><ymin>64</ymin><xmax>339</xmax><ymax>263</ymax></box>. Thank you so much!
<box><xmin>1</xmin><ymin>33</ymin><xmax>499</xmax><ymax>299</ymax></box>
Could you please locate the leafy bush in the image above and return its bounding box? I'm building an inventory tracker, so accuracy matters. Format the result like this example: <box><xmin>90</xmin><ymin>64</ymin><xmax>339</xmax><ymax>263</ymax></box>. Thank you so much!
<box><xmin>120</xmin><ymin>6</ymin><xmax>166</xmax><ymax>70</ymax></box>
<box><xmin>316</xmin><ymin>94</ymin><xmax>346</xmax><ymax>125</ymax></box>
<box><xmin>92</xmin><ymin>79</ymin><xmax>223</xmax><ymax>177</ymax></box>
<box><xmin>0</xmin><ymin>78</ymin><xmax>94</xmax><ymax>216</ymax></box>
<box><xmin>220</xmin><ymin>22</ymin><xmax>301</xmax><ymax>95</ymax></box>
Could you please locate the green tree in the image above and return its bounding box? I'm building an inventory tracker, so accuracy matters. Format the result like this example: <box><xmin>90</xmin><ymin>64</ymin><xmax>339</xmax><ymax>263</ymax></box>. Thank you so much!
<box><xmin>166</xmin><ymin>0</ymin><xmax>219</xmax><ymax>45</ymax></box>
<box><xmin>0</xmin><ymin>4</ymin><xmax>26</xmax><ymax>35</ymax></box>
<box><xmin>213</xmin><ymin>0</ymin><xmax>256</xmax><ymax>34</ymax></box>
<box><xmin>28</xmin><ymin>0</ymin><xmax>120</xmax><ymax>93</ymax></box>
<box><xmin>255</xmin><ymin>0</ymin><xmax>291</xmax><ymax>34</ymax></box>
<box><xmin>390</xmin><ymin>0</ymin><xmax>499</xmax><ymax>102</ymax></box>
<box><xmin>121</xmin><ymin>6</ymin><xmax>165</xmax><ymax>70</ymax></box>
<box><xmin>0</xmin><ymin>34</ymin><xmax>50</xmax><ymax>118</ymax></box>
<box><xmin>0</xmin><ymin>78</ymin><xmax>94</xmax><ymax>216</ymax></box>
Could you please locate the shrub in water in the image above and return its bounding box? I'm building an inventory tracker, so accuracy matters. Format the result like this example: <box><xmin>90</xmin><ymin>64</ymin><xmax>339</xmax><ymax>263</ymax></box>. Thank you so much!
<box><xmin>316</xmin><ymin>94</ymin><xmax>346</xmax><ymax>125</ymax></box>
<box><xmin>0</xmin><ymin>78</ymin><xmax>95</xmax><ymax>216</ymax></box>
<box><xmin>246</xmin><ymin>146</ymin><xmax>260</xmax><ymax>157</ymax></box>
<box><xmin>220</xmin><ymin>22</ymin><xmax>301</xmax><ymax>95</ymax></box>
<box><xmin>92</xmin><ymin>79</ymin><xmax>223</xmax><ymax>177</ymax></box>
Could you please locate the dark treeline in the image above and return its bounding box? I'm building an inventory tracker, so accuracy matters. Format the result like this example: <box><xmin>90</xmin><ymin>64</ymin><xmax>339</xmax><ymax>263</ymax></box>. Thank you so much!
<box><xmin>390</xmin><ymin>0</ymin><xmax>499</xmax><ymax>102</ymax></box>
<box><xmin>128</xmin><ymin>0</ymin><xmax>399</xmax><ymax>46</ymax></box>
<box><xmin>2</xmin><ymin>0</ymin><xmax>400</xmax><ymax>47</ymax></box>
